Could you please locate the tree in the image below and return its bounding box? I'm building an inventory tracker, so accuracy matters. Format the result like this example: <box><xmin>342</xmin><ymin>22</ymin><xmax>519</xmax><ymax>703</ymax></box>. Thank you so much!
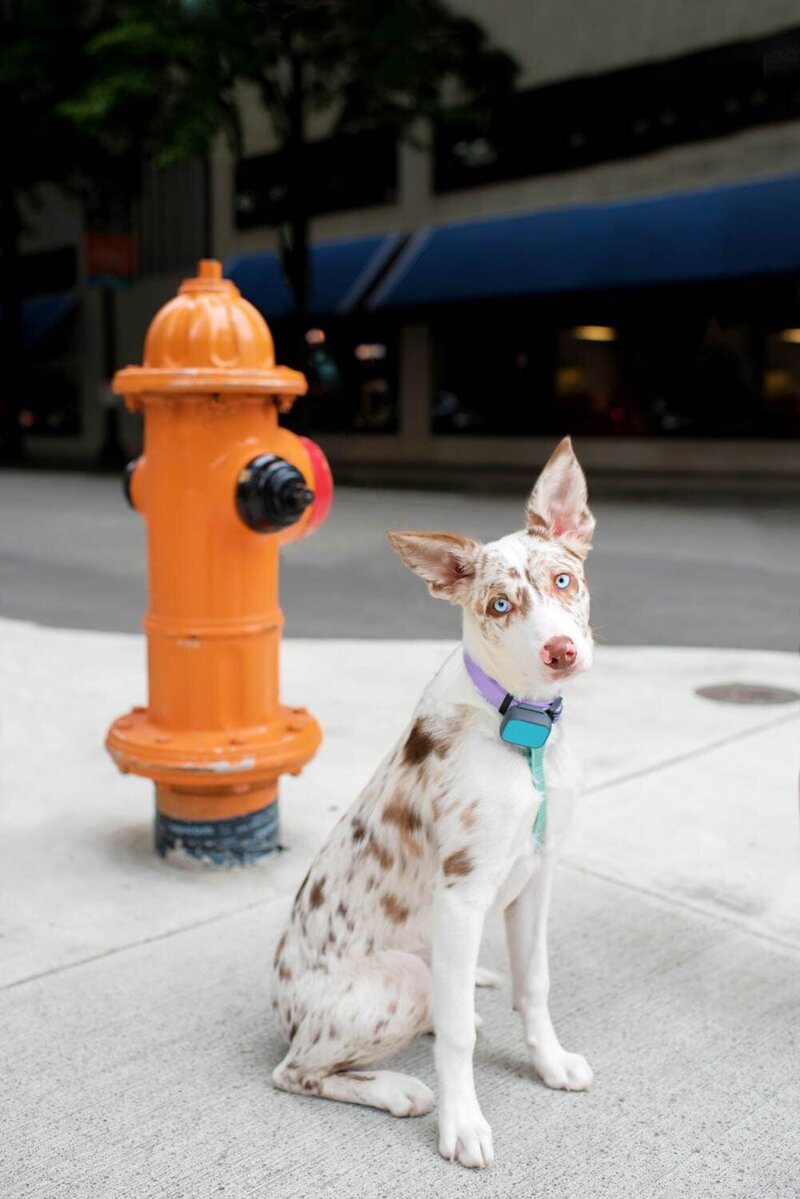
<box><xmin>68</xmin><ymin>0</ymin><xmax>517</xmax><ymax>365</ymax></box>
<box><xmin>2</xmin><ymin>1</ymin><xmax>515</xmax><ymax>456</ymax></box>
<box><xmin>0</xmin><ymin>1</ymin><xmax>105</xmax><ymax>459</ymax></box>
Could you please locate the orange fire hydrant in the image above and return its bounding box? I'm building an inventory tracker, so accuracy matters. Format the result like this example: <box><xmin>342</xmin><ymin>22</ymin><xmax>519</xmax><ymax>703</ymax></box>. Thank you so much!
<box><xmin>106</xmin><ymin>260</ymin><xmax>333</xmax><ymax>864</ymax></box>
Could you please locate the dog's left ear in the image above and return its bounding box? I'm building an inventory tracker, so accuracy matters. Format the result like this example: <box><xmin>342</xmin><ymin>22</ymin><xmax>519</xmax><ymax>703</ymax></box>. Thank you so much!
<box><xmin>386</xmin><ymin>530</ymin><xmax>481</xmax><ymax>604</ymax></box>
<box><xmin>526</xmin><ymin>437</ymin><xmax>595</xmax><ymax>552</ymax></box>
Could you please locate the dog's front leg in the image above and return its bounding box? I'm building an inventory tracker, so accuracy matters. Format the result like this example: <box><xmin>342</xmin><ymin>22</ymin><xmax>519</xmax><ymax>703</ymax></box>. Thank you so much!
<box><xmin>505</xmin><ymin>853</ymin><xmax>594</xmax><ymax>1091</ymax></box>
<box><xmin>433</xmin><ymin>885</ymin><xmax>494</xmax><ymax>1169</ymax></box>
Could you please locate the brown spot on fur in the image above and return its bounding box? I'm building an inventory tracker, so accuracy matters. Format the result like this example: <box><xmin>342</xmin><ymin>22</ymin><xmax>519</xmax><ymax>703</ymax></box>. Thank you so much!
<box><xmin>273</xmin><ymin>932</ymin><xmax>287</xmax><ymax>966</ymax></box>
<box><xmin>403</xmin><ymin>719</ymin><xmax>437</xmax><ymax>766</ymax></box>
<box><xmin>515</xmin><ymin>586</ymin><xmax>532</xmax><ymax>618</ymax></box>
<box><xmin>289</xmin><ymin>1022</ymin><xmax>298</xmax><ymax>1040</ymax></box>
<box><xmin>329</xmin><ymin>1025</ymin><xmax>338</xmax><ymax>1039</ymax></box>
<box><xmin>336</xmin><ymin>900</ymin><xmax>348</xmax><ymax>919</ymax></box>
<box><xmin>308</xmin><ymin>877</ymin><xmax>326</xmax><ymax>909</ymax></box>
<box><xmin>383</xmin><ymin>795</ymin><xmax>422</xmax><ymax>835</ymax></box>
<box><xmin>380</xmin><ymin>893</ymin><xmax>410</xmax><ymax>924</ymax></box>
<box><xmin>328</xmin><ymin>929</ymin><xmax>336</xmax><ymax>945</ymax></box>
<box><xmin>365</xmin><ymin>835</ymin><xmax>394</xmax><ymax>870</ymax></box>
<box><xmin>278</xmin><ymin>963</ymin><xmax>292</xmax><ymax>981</ymax></box>
<box><xmin>525</xmin><ymin>568</ymin><xmax>545</xmax><ymax>595</ymax></box>
<box><xmin>351</xmin><ymin>818</ymin><xmax>366</xmax><ymax>844</ymax></box>
<box><xmin>346</xmin><ymin>919</ymin><xmax>355</xmax><ymax>933</ymax></box>
<box><xmin>388</xmin><ymin>1001</ymin><xmax>398</xmax><ymax>1015</ymax></box>
<box><xmin>443</xmin><ymin>849</ymin><xmax>473</xmax><ymax>877</ymax></box>
<box><xmin>507</xmin><ymin>566</ymin><xmax>520</xmax><ymax>578</ymax></box>
<box><xmin>526</xmin><ymin>509</ymin><xmax>549</xmax><ymax>536</ymax></box>
<box><xmin>311</xmin><ymin>1029</ymin><xmax>321</xmax><ymax>1045</ymax></box>
<box><xmin>382</xmin><ymin>794</ymin><xmax>424</xmax><ymax>857</ymax></box>
<box><xmin>459</xmin><ymin>801</ymin><xmax>479</xmax><ymax>830</ymax></box>
<box><xmin>293</xmin><ymin>870</ymin><xmax>310</xmax><ymax>909</ymax></box>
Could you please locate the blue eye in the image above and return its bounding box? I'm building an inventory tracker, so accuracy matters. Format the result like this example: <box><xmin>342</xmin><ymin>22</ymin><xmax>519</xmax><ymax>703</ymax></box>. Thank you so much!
<box><xmin>491</xmin><ymin>596</ymin><xmax>512</xmax><ymax>614</ymax></box>
<box><xmin>555</xmin><ymin>574</ymin><xmax>572</xmax><ymax>590</ymax></box>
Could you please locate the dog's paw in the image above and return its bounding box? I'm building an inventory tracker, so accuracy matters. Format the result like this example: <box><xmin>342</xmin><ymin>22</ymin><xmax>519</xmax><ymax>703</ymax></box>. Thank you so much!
<box><xmin>382</xmin><ymin>1073</ymin><xmax>436</xmax><ymax>1117</ymax></box>
<box><xmin>438</xmin><ymin>1107</ymin><xmax>494</xmax><ymax>1169</ymax></box>
<box><xmin>532</xmin><ymin>1047</ymin><xmax>594</xmax><ymax>1091</ymax></box>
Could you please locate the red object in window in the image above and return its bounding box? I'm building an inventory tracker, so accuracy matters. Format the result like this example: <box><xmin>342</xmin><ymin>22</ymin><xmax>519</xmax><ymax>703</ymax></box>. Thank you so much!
<box><xmin>85</xmin><ymin>233</ymin><xmax>137</xmax><ymax>279</ymax></box>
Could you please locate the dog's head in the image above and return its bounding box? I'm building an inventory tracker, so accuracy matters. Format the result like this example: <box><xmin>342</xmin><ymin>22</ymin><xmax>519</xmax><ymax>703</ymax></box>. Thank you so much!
<box><xmin>388</xmin><ymin>437</ymin><xmax>594</xmax><ymax>700</ymax></box>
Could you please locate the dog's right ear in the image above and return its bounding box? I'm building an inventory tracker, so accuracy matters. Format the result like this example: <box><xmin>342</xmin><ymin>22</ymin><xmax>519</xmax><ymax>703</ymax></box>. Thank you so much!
<box><xmin>386</xmin><ymin>531</ymin><xmax>481</xmax><ymax>604</ymax></box>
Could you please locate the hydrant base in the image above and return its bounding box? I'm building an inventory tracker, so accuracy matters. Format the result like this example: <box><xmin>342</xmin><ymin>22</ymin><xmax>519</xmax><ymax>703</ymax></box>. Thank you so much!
<box><xmin>154</xmin><ymin>796</ymin><xmax>280</xmax><ymax>866</ymax></box>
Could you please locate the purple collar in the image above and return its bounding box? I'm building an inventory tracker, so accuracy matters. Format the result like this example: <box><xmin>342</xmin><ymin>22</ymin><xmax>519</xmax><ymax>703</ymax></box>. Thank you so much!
<box><xmin>463</xmin><ymin>651</ymin><xmax>563</xmax><ymax>722</ymax></box>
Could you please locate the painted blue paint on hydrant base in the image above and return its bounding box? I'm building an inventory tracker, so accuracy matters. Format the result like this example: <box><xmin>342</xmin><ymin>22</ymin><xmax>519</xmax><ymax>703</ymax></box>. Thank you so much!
<box><xmin>154</xmin><ymin>802</ymin><xmax>281</xmax><ymax>866</ymax></box>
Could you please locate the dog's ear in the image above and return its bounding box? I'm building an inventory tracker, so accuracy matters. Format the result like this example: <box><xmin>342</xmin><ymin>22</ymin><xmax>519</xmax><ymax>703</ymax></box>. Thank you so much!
<box><xmin>386</xmin><ymin>531</ymin><xmax>481</xmax><ymax>603</ymax></box>
<box><xmin>525</xmin><ymin>437</ymin><xmax>595</xmax><ymax>553</ymax></box>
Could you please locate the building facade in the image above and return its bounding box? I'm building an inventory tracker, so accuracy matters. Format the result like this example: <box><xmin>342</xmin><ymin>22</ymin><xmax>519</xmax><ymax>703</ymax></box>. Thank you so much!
<box><xmin>20</xmin><ymin>0</ymin><xmax>800</xmax><ymax>483</ymax></box>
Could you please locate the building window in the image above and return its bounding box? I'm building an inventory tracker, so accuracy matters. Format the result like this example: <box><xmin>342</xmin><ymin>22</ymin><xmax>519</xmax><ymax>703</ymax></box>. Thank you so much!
<box><xmin>435</xmin><ymin>26</ymin><xmax>800</xmax><ymax>193</ymax></box>
<box><xmin>235</xmin><ymin>128</ymin><xmax>397</xmax><ymax>230</ymax></box>
<box><xmin>761</xmin><ymin>330</ymin><xmax>800</xmax><ymax>436</ymax></box>
<box><xmin>302</xmin><ymin>320</ymin><xmax>399</xmax><ymax>434</ymax></box>
<box><xmin>431</xmin><ymin>280</ymin><xmax>800</xmax><ymax>438</ymax></box>
<box><xmin>433</xmin><ymin>308</ymin><xmax>558</xmax><ymax>436</ymax></box>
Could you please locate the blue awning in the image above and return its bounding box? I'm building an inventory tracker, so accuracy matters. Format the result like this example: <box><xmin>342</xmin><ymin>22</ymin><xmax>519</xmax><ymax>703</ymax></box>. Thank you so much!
<box><xmin>0</xmin><ymin>293</ymin><xmax>78</xmax><ymax>349</ymax></box>
<box><xmin>370</xmin><ymin>174</ymin><xmax>800</xmax><ymax>308</ymax></box>
<box><xmin>226</xmin><ymin>232</ymin><xmax>402</xmax><ymax>319</ymax></box>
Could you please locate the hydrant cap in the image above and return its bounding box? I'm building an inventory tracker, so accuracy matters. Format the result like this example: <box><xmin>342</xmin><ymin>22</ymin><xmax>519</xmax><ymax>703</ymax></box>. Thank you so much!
<box><xmin>113</xmin><ymin>259</ymin><xmax>307</xmax><ymax>400</ymax></box>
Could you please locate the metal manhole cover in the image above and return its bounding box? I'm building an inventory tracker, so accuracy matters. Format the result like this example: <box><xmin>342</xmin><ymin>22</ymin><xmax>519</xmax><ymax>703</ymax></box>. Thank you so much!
<box><xmin>695</xmin><ymin>683</ymin><xmax>800</xmax><ymax>705</ymax></box>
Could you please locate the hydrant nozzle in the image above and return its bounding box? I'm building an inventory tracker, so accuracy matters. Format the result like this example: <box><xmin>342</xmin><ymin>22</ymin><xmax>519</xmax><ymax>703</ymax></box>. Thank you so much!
<box><xmin>105</xmin><ymin>260</ymin><xmax>333</xmax><ymax>865</ymax></box>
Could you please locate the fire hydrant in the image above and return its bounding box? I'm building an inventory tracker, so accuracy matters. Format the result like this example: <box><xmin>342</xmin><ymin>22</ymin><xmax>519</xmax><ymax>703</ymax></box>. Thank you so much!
<box><xmin>106</xmin><ymin>259</ymin><xmax>333</xmax><ymax>864</ymax></box>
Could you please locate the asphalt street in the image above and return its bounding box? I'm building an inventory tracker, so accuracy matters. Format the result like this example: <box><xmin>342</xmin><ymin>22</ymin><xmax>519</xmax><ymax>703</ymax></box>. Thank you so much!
<box><xmin>0</xmin><ymin>469</ymin><xmax>798</xmax><ymax>649</ymax></box>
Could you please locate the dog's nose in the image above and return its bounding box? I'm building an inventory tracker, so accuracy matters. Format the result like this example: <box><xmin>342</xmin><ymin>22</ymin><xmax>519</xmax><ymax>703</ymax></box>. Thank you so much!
<box><xmin>541</xmin><ymin>636</ymin><xmax>577</xmax><ymax>670</ymax></box>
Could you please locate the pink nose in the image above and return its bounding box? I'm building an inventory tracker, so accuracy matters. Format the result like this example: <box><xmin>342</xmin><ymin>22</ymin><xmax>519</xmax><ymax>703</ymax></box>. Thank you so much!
<box><xmin>541</xmin><ymin>636</ymin><xmax>577</xmax><ymax>670</ymax></box>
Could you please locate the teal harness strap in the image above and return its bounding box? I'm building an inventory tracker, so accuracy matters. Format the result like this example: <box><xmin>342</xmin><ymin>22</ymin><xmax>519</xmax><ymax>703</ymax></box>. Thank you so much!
<box><xmin>522</xmin><ymin>745</ymin><xmax>548</xmax><ymax>848</ymax></box>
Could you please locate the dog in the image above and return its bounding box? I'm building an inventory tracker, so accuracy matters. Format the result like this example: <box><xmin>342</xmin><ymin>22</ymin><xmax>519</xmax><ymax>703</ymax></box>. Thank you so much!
<box><xmin>271</xmin><ymin>437</ymin><xmax>596</xmax><ymax>1169</ymax></box>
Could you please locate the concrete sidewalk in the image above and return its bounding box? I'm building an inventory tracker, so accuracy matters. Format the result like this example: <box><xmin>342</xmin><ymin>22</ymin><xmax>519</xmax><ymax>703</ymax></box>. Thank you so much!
<box><xmin>0</xmin><ymin>617</ymin><xmax>798</xmax><ymax>1197</ymax></box>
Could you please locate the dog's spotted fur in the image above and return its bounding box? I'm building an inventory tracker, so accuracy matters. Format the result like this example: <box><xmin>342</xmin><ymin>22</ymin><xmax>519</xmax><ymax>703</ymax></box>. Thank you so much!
<box><xmin>272</xmin><ymin>438</ymin><xmax>596</xmax><ymax>1167</ymax></box>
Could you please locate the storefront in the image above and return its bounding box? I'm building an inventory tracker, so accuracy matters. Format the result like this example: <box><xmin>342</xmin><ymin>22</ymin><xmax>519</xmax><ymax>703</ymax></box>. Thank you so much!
<box><xmin>225</xmin><ymin>173</ymin><xmax>800</xmax><ymax>484</ymax></box>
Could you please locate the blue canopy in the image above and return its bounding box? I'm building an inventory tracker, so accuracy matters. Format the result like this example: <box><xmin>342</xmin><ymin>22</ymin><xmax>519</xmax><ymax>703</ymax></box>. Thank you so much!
<box><xmin>226</xmin><ymin>232</ymin><xmax>402</xmax><ymax>319</ymax></box>
<box><xmin>370</xmin><ymin>173</ymin><xmax>800</xmax><ymax>308</ymax></box>
<box><xmin>0</xmin><ymin>293</ymin><xmax>78</xmax><ymax>349</ymax></box>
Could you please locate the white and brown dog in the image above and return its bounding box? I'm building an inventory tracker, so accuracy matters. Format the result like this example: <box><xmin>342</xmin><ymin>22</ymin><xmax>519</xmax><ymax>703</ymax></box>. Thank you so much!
<box><xmin>271</xmin><ymin>437</ymin><xmax>596</xmax><ymax>1169</ymax></box>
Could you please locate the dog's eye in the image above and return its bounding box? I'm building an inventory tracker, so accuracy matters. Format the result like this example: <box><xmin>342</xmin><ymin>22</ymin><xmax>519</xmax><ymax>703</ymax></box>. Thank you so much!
<box><xmin>554</xmin><ymin>573</ymin><xmax>572</xmax><ymax>590</ymax></box>
<box><xmin>491</xmin><ymin>596</ymin><xmax>512</xmax><ymax>614</ymax></box>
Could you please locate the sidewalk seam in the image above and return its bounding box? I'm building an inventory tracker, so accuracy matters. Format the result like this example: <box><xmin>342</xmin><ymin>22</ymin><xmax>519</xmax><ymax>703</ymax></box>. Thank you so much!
<box><xmin>562</xmin><ymin>860</ymin><xmax>800</xmax><ymax>957</ymax></box>
<box><xmin>0</xmin><ymin>895</ymin><xmax>280</xmax><ymax>994</ymax></box>
<box><xmin>585</xmin><ymin>709</ymin><xmax>798</xmax><ymax>796</ymax></box>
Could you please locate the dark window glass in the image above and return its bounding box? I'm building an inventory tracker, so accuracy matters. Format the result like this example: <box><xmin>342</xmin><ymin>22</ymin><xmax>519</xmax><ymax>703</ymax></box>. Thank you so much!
<box><xmin>235</xmin><ymin>128</ymin><xmax>397</xmax><ymax>229</ymax></box>
<box><xmin>18</xmin><ymin>303</ymin><xmax>82</xmax><ymax>438</ymax></box>
<box><xmin>435</xmin><ymin>26</ymin><xmax>800</xmax><ymax>193</ymax></box>
<box><xmin>297</xmin><ymin>320</ymin><xmax>399</xmax><ymax>434</ymax></box>
<box><xmin>432</xmin><ymin>280</ymin><xmax>800</xmax><ymax>438</ymax></box>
